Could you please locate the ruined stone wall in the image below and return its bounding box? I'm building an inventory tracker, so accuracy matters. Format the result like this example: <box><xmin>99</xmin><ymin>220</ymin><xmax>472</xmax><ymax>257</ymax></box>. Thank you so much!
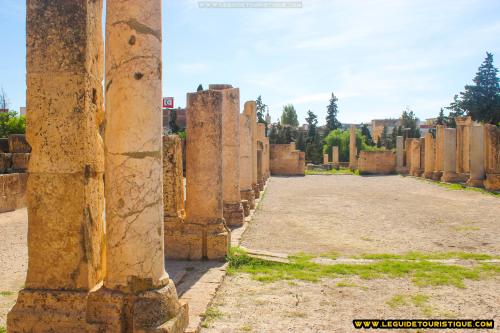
<box><xmin>484</xmin><ymin>124</ymin><xmax>500</xmax><ymax>191</ymax></box>
<box><xmin>357</xmin><ymin>150</ymin><xmax>396</xmax><ymax>175</ymax></box>
<box><xmin>270</xmin><ymin>143</ymin><xmax>305</xmax><ymax>176</ymax></box>
<box><xmin>0</xmin><ymin>173</ymin><xmax>27</xmax><ymax>213</ymax></box>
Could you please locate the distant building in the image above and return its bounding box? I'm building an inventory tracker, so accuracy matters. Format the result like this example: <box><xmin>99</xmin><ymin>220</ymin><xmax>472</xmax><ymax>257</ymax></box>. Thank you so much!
<box><xmin>0</xmin><ymin>109</ymin><xmax>8</xmax><ymax>114</ymax></box>
<box><xmin>19</xmin><ymin>107</ymin><xmax>26</xmax><ymax>116</ymax></box>
<box><xmin>371</xmin><ymin>119</ymin><xmax>400</xmax><ymax>143</ymax></box>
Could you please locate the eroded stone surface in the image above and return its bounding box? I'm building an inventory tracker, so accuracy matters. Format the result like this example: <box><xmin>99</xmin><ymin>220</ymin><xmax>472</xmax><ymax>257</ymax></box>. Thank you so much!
<box><xmin>433</xmin><ymin>125</ymin><xmax>445</xmax><ymax>180</ymax></box>
<box><xmin>484</xmin><ymin>124</ymin><xmax>500</xmax><ymax>191</ymax></box>
<box><xmin>240</xmin><ymin>110</ymin><xmax>256</xmax><ymax>209</ymax></box>
<box><xmin>467</xmin><ymin>125</ymin><xmax>485</xmax><ymax>187</ymax></box>
<box><xmin>424</xmin><ymin>133</ymin><xmax>434</xmax><ymax>179</ymax></box>
<box><xmin>441</xmin><ymin>128</ymin><xmax>460</xmax><ymax>182</ymax></box>
<box><xmin>349</xmin><ymin>126</ymin><xmax>357</xmax><ymax>169</ymax></box>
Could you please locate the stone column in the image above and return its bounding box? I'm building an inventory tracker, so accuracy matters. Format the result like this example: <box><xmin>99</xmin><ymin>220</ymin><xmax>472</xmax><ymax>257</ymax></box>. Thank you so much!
<box><xmin>246</xmin><ymin>101</ymin><xmax>260</xmax><ymax>198</ymax></box>
<box><xmin>467</xmin><ymin>126</ymin><xmax>485</xmax><ymax>187</ymax></box>
<box><xmin>423</xmin><ymin>133</ymin><xmax>435</xmax><ymax>179</ymax></box>
<box><xmin>441</xmin><ymin>128</ymin><xmax>459</xmax><ymax>182</ymax></box>
<box><xmin>433</xmin><ymin>125</ymin><xmax>445</xmax><ymax>180</ymax></box>
<box><xmin>8</xmin><ymin>1</ymin><xmax>106</xmax><ymax>330</ymax></box>
<box><xmin>163</xmin><ymin>135</ymin><xmax>188</xmax><ymax>258</ymax></box>
<box><xmin>263</xmin><ymin>136</ymin><xmax>270</xmax><ymax>180</ymax></box>
<box><xmin>332</xmin><ymin>146</ymin><xmax>339</xmax><ymax>169</ymax></box>
<box><xmin>209</xmin><ymin>85</ymin><xmax>244</xmax><ymax>227</ymax></box>
<box><xmin>409</xmin><ymin>139</ymin><xmax>422</xmax><ymax>176</ymax></box>
<box><xmin>349</xmin><ymin>126</ymin><xmax>358</xmax><ymax>170</ymax></box>
<box><xmin>239</xmin><ymin>111</ymin><xmax>255</xmax><ymax>210</ymax></box>
<box><xmin>257</xmin><ymin>123</ymin><xmax>266</xmax><ymax>190</ymax></box>
<box><xmin>103</xmin><ymin>1</ymin><xmax>188</xmax><ymax>330</ymax></box>
<box><xmin>185</xmin><ymin>89</ymin><xmax>230</xmax><ymax>259</ymax></box>
<box><xmin>396</xmin><ymin>136</ymin><xmax>406</xmax><ymax>173</ymax></box>
<box><xmin>323</xmin><ymin>154</ymin><xmax>329</xmax><ymax>165</ymax></box>
<box><xmin>483</xmin><ymin>124</ymin><xmax>500</xmax><ymax>191</ymax></box>
<box><xmin>455</xmin><ymin>116</ymin><xmax>472</xmax><ymax>181</ymax></box>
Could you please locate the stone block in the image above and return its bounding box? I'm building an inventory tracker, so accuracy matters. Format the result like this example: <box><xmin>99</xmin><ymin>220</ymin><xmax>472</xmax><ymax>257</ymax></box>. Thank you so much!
<box><xmin>0</xmin><ymin>138</ymin><xmax>9</xmax><ymax>152</ymax></box>
<box><xmin>11</xmin><ymin>153</ymin><xmax>30</xmax><ymax>172</ymax></box>
<box><xmin>358</xmin><ymin>151</ymin><xmax>396</xmax><ymax>174</ymax></box>
<box><xmin>8</xmin><ymin>134</ymin><xmax>31</xmax><ymax>153</ymax></box>
<box><xmin>0</xmin><ymin>153</ymin><xmax>12</xmax><ymax>173</ymax></box>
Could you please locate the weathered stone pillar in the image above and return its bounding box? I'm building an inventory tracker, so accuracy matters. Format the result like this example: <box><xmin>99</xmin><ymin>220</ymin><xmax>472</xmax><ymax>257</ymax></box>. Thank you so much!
<box><xmin>209</xmin><ymin>85</ymin><xmax>244</xmax><ymax>227</ymax></box>
<box><xmin>409</xmin><ymin>139</ymin><xmax>422</xmax><ymax>176</ymax></box>
<box><xmin>483</xmin><ymin>124</ymin><xmax>500</xmax><ymax>191</ymax></box>
<box><xmin>441</xmin><ymin>128</ymin><xmax>459</xmax><ymax>183</ymax></box>
<box><xmin>8</xmin><ymin>1</ymin><xmax>106</xmax><ymax>330</ymax></box>
<box><xmin>263</xmin><ymin>136</ymin><xmax>270</xmax><ymax>180</ymax></box>
<box><xmin>246</xmin><ymin>101</ymin><xmax>260</xmax><ymax>198</ymax></box>
<box><xmin>396</xmin><ymin>136</ymin><xmax>406</xmax><ymax>173</ymax></box>
<box><xmin>323</xmin><ymin>154</ymin><xmax>329</xmax><ymax>165</ymax></box>
<box><xmin>423</xmin><ymin>133</ymin><xmax>435</xmax><ymax>179</ymax></box>
<box><xmin>257</xmin><ymin>122</ymin><xmax>266</xmax><ymax>190</ymax></box>
<box><xmin>239</xmin><ymin>111</ymin><xmax>256</xmax><ymax>210</ymax></box>
<box><xmin>433</xmin><ymin>125</ymin><xmax>445</xmax><ymax>180</ymax></box>
<box><xmin>455</xmin><ymin>116</ymin><xmax>472</xmax><ymax>181</ymax></box>
<box><xmin>103</xmin><ymin>1</ymin><xmax>188</xmax><ymax>330</ymax></box>
<box><xmin>185</xmin><ymin>89</ymin><xmax>230</xmax><ymax>259</ymax></box>
<box><xmin>332</xmin><ymin>146</ymin><xmax>339</xmax><ymax>169</ymax></box>
<box><xmin>163</xmin><ymin>135</ymin><xmax>188</xmax><ymax>258</ymax></box>
<box><xmin>467</xmin><ymin>126</ymin><xmax>485</xmax><ymax>187</ymax></box>
<box><xmin>349</xmin><ymin>126</ymin><xmax>358</xmax><ymax>169</ymax></box>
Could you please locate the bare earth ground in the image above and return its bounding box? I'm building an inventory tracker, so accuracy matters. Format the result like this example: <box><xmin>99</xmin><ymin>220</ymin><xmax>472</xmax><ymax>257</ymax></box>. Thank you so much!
<box><xmin>203</xmin><ymin>175</ymin><xmax>500</xmax><ymax>333</ymax></box>
<box><xmin>1</xmin><ymin>176</ymin><xmax>499</xmax><ymax>331</ymax></box>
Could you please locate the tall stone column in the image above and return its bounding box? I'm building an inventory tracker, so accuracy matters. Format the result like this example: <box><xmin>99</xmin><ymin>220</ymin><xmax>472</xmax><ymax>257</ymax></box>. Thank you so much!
<box><xmin>185</xmin><ymin>89</ymin><xmax>230</xmax><ymax>259</ymax></box>
<box><xmin>209</xmin><ymin>85</ymin><xmax>244</xmax><ymax>227</ymax></box>
<box><xmin>239</xmin><ymin>111</ymin><xmax>256</xmax><ymax>210</ymax></box>
<box><xmin>163</xmin><ymin>135</ymin><xmax>189</xmax><ymax>258</ymax></box>
<box><xmin>349</xmin><ymin>126</ymin><xmax>358</xmax><ymax>170</ymax></box>
<box><xmin>433</xmin><ymin>125</ymin><xmax>445</xmax><ymax>180</ymax></box>
<box><xmin>441</xmin><ymin>128</ymin><xmax>459</xmax><ymax>183</ymax></box>
<box><xmin>467</xmin><ymin>126</ymin><xmax>485</xmax><ymax>187</ymax></box>
<box><xmin>409</xmin><ymin>139</ymin><xmax>422</xmax><ymax>176</ymax></box>
<box><xmin>332</xmin><ymin>146</ymin><xmax>339</xmax><ymax>169</ymax></box>
<box><xmin>263</xmin><ymin>137</ymin><xmax>270</xmax><ymax>180</ymax></box>
<box><xmin>8</xmin><ymin>1</ymin><xmax>106</xmax><ymax>330</ymax></box>
<box><xmin>104</xmin><ymin>1</ymin><xmax>187</xmax><ymax>331</ymax></box>
<box><xmin>246</xmin><ymin>101</ymin><xmax>260</xmax><ymax>198</ymax></box>
<box><xmin>395</xmin><ymin>136</ymin><xmax>406</xmax><ymax>173</ymax></box>
<box><xmin>257</xmin><ymin>123</ymin><xmax>266</xmax><ymax>190</ymax></box>
<box><xmin>423</xmin><ymin>133</ymin><xmax>435</xmax><ymax>179</ymax></box>
<box><xmin>455</xmin><ymin>116</ymin><xmax>472</xmax><ymax>181</ymax></box>
<box><xmin>323</xmin><ymin>154</ymin><xmax>329</xmax><ymax>165</ymax></box>
<box><xmin>483</xmin><ymin>124</ymin><xmax>500</xmax><ymax>191</ymax></box>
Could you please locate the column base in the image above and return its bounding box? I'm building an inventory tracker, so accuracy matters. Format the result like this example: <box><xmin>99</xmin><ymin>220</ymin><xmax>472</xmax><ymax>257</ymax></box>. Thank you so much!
<box><xmin>332</xmin><ymin>163</ymin><xmax>340</xmax><ymax>170</ymax></box>
<box><xmin>456</xmin><ymin>173</ymin><xmax>470</xmax><ymax>183</ymax></box>
<box><xmin>223</xmin><ymin>202</ymin><xmax>244</xmax><ymax>227</ymax></box>
<box><xmin>252</xmin><ymin>183</ymin><xmax>260</xmax><ymax>199</ymax></box>
<box><xmin>240</xmin><ymin>188</ymin><xmax>255</xmax><ymax>210</ymax></box>
<box><xmin>423</xmin><ymin>171</ymin><xmax>434</xmax><ymax>179</ymax></box>
<box><xmin>484</xmin><ymin>174</ymin><xmax>500</xmax><ymax>191</ymax></box>
<box><xmin>165</xmin><ymin>218</ymin><xmax>229</xmax><ymax>260</ymax></box>
<box><xmin>8</xmin><ymin>284</ymin><xmax>189</xmax><ymax>333</ymax></box>
<box><xmin>241</xmin><ymin>199</ymin><xmax>250</xmax><ymax>217</ymax></box>
<box><xmin>410</xmin><ymin>168</ymin><xmax>423</xmax><ymax>177</ymax></box>
<box><xmin>431</xmin><ymin>171</ymin><xmax>443</xmax><ymax>181</ymax></box>
<box><xmin>441</xmin><ymin>171</ymin><xmax>460</xmax><ymax>183</ymax></box>
<box><xmin>258</xmin><ymin>180</ymin><xmax>265</xmax><ymax>191</ymax></box>
<box><xmin>466</xmin><ymin>178</ymin><xmax>484</xmax><ymax>188</ymax></box>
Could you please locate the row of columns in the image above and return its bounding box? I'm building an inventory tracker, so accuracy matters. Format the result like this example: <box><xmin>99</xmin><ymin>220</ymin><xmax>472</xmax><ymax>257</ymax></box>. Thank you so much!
<box><xmin>395</xmin><ymin>118</ymin><xmax>500</xmax><ymax>191</ymax></box>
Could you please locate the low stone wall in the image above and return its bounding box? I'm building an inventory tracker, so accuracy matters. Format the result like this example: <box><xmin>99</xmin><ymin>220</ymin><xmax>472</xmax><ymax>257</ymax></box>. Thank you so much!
<box><xmin>0</xmin><ymin>173</ymin><xmax>27</xmax><ymax>212</ymax></box>
<box><xmin>357</xmin><ymin>150</ymin><xmax>396</xmax><ymax>175</ymax></box>
<box><xmin>270</xmin><ymin>143</ymin><xmax>305</xmax><ymax>176</ymax></box>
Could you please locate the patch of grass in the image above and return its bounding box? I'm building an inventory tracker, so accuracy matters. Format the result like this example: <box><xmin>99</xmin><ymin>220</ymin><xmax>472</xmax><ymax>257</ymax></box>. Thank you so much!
<box><xmin>452</xmin><ymin>225</ymin><xmax>480</xmax><ymax>232</ymax></box>
<box><xmin>320</xmin><ymin>251</ymin><xmax>339</xmax><ymax>260</ymax></box>
<box><xmin>239</xmin><ymin>324</ymin><xmax>253</xmax><ymax>332</ymax></box>
<box><xmin>227</xmin><ymin>247</ymin><xmax>499</xmax><ymax>288</ymax></box>
<box><xmin>0</xmin><ymin>291</ymin><xmax>13</xmax><ymax>296</ymax></box>
<box><xmin>387</xmin><ymin>294</ymin><xmax>408</xmax><ymax>308</ymax></box>
<box><xmin>357</xmin><ymin>251</ymin><xmax>499</xmax><ymax>261</ymax></box>
<box><xmin>0</xmin><ymin>327</ymin><xmax>6</xmax><ymax>333</ymax></box>
<box><xmin>305</xmin><ymin>168</ymin><xmax>359</xmax><ymax>176</ymax></box>
<box><xmin>419</xmin><ymin>178</ymin><xmax>500</xmax><ymax>197</ymax></box>
<box><xmin>336</xmin><ymin>281</ymin><xmax>359</xmax><ymax>288</ymax></box>
<box><xmin>201</xmin><ymin>307</ymin><xmax>223</xmax><ymax>328</ymax></box>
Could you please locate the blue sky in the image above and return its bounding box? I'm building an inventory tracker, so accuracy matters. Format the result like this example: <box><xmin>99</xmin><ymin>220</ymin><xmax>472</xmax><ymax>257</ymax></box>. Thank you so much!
<box><xmin>1</xmin><ymin>0</ymin><xmax>499</xmax><ymax>124</ymax></box>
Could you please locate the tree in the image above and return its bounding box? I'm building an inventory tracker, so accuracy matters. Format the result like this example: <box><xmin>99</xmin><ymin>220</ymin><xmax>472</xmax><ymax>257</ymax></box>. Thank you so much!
<box><xmin>389</xmin><ymin>127</ymin><xmax>397</xmax><ymax>150</ymax></box>
<box><xmin>360</xmin><ymin>123</ymin><xmax>374</xmax><ymax>146</ymax></box>
<box><xmin>323</xmin><ymin>129</ymin><xmax>375</xmax><ymax>163</ymax></box>
<box><xmin>380</xmin><ymin>125</ymin><xmax>389</xmax><ymax>148</ymax></box>
<box><xmin>296</xmin><ymin>131</ymin><xmax>306</xmax><ymax>151</ymax></box>
<box><xmin>168</xmin><ymin>108</ymin><xmax>180</xmax><ymax>133</ymax></box>
<box><xmin>436</xmin><ymin>108</ymin><xmax>446</xmax><ymax>125</ymax></box>
<box><xmin>280</xmin><ymin>104</ymin><xmax>299</xmax><ymax>127</ymax></box>
<box><xmin>197</xmin><ymin>84</ymin><xmax>203</xmax><ymax>92</ymax></box>
<box><xmin>325</xmin><ymin>93</ymin><xmax>341</xmax><ymax>131</ymax></box>
<box><xmin>268</xmin><ymin>122</ymin><xmax>297</xmax><ymax>144</ymax></box>
<box><xmin>0</xmin><ymin>111</ymin><xmax>26</xmax><ymax>137</ymax></box>
<box><xmin>256</xmin><ymin>95</ymin><xmax>268</xmax><ymax>124</ymax></box>
<box><xmin>459</xmin><ymin>52</ymin><xmax>500</xmax><ymax>124</ymax></box>
<box><xmin>400</xmin><ymin>107</ymin><xmax>420</xmax><ymax>138</ymax></box>
<box><xmin>0</xmin><ymin>88</ymin><xmax>9</xmax><ymax>110</ymax></box>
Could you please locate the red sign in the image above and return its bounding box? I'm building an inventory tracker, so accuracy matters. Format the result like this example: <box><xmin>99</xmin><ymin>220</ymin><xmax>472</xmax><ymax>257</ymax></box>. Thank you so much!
<box><xmin>163</xmin><ymin>97</ymin><xmax>174</xmax><ymax>108</ymax></box>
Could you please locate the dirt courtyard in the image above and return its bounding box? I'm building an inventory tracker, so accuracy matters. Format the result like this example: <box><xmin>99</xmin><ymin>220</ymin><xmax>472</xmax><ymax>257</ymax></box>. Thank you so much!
<box><xmin>0</xmin><ymin>175</ymin><xmax>499</xmax><ymax>331</ymax></box>
<box><xmin>203</xmin><ymin>175</ymin><xmax>500</xmax><ymax>332</ymax></box>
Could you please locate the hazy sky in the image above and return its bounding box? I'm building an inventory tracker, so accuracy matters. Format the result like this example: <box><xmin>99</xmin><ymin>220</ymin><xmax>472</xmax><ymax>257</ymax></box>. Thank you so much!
<box><xmin>1</xmin><ymin>0</ymin><xmax>499</xmax><ymax>124</ymax></box>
